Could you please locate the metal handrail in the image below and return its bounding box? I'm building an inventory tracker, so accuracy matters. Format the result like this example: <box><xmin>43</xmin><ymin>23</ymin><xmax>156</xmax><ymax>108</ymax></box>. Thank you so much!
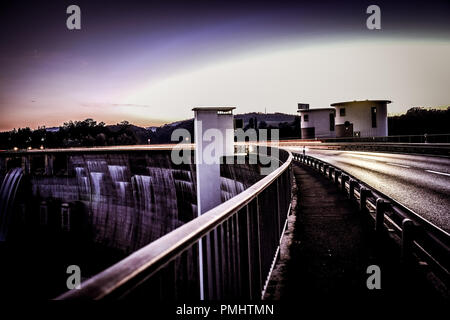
<box><xmin>277</xmin><ymin>133</ymin><xmax>450</xmax><ymax>143</ymax></box>
<box><xmin>293</xmin><ymin>153</ymin><xmax>450</xmax><ymax>288</ymax></box>
<box><xmin>58</xmin><ymin>148</ymin><xmax>293</xmax><ymax>299</ymax></box>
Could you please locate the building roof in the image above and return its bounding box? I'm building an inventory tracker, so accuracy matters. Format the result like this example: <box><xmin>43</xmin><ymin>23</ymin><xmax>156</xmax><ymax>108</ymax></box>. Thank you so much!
<box><xmin>297</xmin><ymin>107</ymin><xmax>335</xmax><ymax>113</ymax></box>
<box><xmin>192</xmin><ymin>106</ymin><xmax>236</xmax><ymax>111</ymax></box>
<box><xmin>330</xmin><ymin>99</ymin><xmax>391</xmax><ymax>106</ymax></box>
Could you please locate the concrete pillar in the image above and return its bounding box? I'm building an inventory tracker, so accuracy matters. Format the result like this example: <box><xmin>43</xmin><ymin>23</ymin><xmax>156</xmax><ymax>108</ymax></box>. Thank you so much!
<box><xmin>192</xmin><ymin>106</ymin><xmax>235</xmax><ymax>300</ymax></box>
<box><xmin>192</xmin><ymin>107</ymin><xmax>235</xmax><ymax>215</ymax></box>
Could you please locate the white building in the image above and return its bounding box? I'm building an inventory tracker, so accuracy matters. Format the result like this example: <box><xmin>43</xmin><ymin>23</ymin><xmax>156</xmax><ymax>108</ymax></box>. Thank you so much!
<box><xmin>297</xmin><ymin>104</ymin><xmax>336</xmax><ymax>139</ymax></box>
<box><xmin>331</xmin><ymin>100</ymin><xmax>391</xmax><ymax>138</ymax></box>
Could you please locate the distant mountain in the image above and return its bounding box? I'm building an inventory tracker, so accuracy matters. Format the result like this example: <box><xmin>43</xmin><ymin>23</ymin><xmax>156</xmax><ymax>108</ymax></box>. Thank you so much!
<box><xmin>107</xmin><ymin>124</ymin><xmax>152</xmax><ymax>144</ymax></box>
<box><xmin>145</xmin><ymin>113</ymin><xmax>300</xmax><ymax>143</ymax></box>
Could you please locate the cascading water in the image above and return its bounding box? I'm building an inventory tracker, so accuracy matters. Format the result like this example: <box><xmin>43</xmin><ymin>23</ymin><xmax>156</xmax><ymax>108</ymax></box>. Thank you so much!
<box><xmin>221</xmin><ymin>177</ymin><xmax>245</xmax><ymax>202</ymax></box>
<box><xmin>2</xmin><ymin>152</ymin><xmax>262</xmax><ymax>253</ymax></box>
<box><xmin>0</xmin><ymin>168</ymin><xmax>24</xmax><ymax>241</ymax></box>
<box><xmin>0</xmin><ymin>150</ymin><xmax>263</xmax><ymax>299</ymax></box>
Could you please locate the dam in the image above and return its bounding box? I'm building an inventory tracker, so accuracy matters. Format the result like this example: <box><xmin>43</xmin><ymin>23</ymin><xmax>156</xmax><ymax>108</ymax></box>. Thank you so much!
<box><xmin>0</xmin><ymin>148</ymin><xmax>264</xmax><ymax>298</ymax></box>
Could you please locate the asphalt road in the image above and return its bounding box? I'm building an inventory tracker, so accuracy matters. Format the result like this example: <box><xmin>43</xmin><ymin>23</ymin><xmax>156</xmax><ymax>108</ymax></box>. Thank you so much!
<box><xmin>286</xmin><ymin>148</ymin><xmax>450</xmax><ymax>233</ymax></box>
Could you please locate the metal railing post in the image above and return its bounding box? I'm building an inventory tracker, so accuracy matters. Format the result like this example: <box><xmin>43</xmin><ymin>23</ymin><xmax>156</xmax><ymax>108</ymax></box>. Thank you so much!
<box><xmin>213</xmin><ymin>228</ymin><xmax>222</xmax><ymax>299</ymax></box>
<box><xmin>334</xmin><ymin>170</ymin><xmax>341</xmax><ymax>185</ymax></box>
<box><xmin>375</xmin><ymin>198</ymin><xmax>388</xmax><ymax>233</ymax></box>
<box><xmin>245</xmin><ymin>205</ymin><xmax>253</xmax><ymax>299</ymax></box>
<box><xmin>349</xmin><ymin>179</ymin><xmax>357</xmax><ymax>200</ymax></box>
<box><xmin>401</xmin><ymin>219</ymin><xmax>415</xmax><ymax>263</ymax></box>
<box><xmin>234</xmin><ymin>214</ymin><xmax>242</xmax><ymax>296</ymax></box>
<box><xmin>205</xmin><ymin>233</ymin><xmax>214</xmax><ymax>299</ymax></box>
<box><xmin>360</xmin><ymin>187</ymin><xmax>371</xmax><ymax>212</ymax></box>
<box><xmin>254</xmin><ymin>196</ymin><xmax>263</xmax><ymax>297</ymax></box>
<box><xmin>328</xmin><ymin>167</ymin><xmax>334</xmax><ymax>180</ymax></box>
<box><xmin>340</xmin><ymin>174</ymin><xmax>349</xmax><ymax>192</ymax></box>
<box><xmin>276</xmin><ymin>178</ymin><xmax>281</xmax><ymax>241</ymax></box>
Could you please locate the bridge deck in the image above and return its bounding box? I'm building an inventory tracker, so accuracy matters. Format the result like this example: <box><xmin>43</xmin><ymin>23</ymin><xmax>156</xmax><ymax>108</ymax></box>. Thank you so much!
<box><xmin>265</xmin><ymin>163</ymin><xmax>441</xmax><ymax>303</ymax></box>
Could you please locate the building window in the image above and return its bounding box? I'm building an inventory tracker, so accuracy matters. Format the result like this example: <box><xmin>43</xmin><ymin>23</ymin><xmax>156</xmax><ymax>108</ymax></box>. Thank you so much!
<box><xmin>329</xmin><ymin>113</ymin><xmax>335</xmax><ymax>131</ymax></box>
<box><xmin>371</xmin><ymin>107</ymin><xmax>377</xmax><ymax>128</ymax></box>
<box><xmin>340</xmin><ymin>108</ymin><xmax>346</xmax><ymax>117</ymax></box>
<box><xmin>303</xmin><ymin>114</ymin><xmax>309</xmax><ymax>122</ymax></box>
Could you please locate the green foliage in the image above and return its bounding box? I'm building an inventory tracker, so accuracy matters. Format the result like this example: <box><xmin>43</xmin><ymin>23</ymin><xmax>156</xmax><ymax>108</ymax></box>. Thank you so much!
<box><xmin>0</xmin><ymin>118</ymin><xmax>151</xmax><ymax>150</ymax></box>
<box><xmin>388</xmin><ymin>107</ymin><xmax>450</xmax><ymax>135</ymax></box>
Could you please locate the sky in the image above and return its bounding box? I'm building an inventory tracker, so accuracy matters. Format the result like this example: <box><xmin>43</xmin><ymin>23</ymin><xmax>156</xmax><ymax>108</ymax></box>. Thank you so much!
<box><xmin>0</xmin><ymin>0</ymin><xmax>449</xmax><ymax>131</ymax></box>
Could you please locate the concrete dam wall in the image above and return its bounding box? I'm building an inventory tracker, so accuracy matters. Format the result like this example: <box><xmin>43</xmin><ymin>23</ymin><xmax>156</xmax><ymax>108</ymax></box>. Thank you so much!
<box><xmin>0</xmin><ymin>149</ymin><xmax>262</xmax><ymax>298</ymax></box>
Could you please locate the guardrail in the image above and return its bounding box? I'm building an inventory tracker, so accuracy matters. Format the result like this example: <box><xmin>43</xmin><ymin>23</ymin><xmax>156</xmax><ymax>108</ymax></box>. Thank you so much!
<box><xmin>321</xmin><ymin>133</ymin><xmax>450</xmax><ymax>144</ymax></box>
<box><xmin>293</xmin><ymin>153</ymin><xmax>450</xmax><ymax>290</ymax></box>
<box><xmin>277</xmin><ymin>133</ymin><xmax>450</xmax><ymax>144</ymax></box>
<box><xmin>57</xmin><ymin>148</ymin><xmax>293</xmax><ymax>300</ymax></box>
<box><xmin>302</xmin><ymin>142</ymin><xmax>450</xmax><ymax>156</ymax></box>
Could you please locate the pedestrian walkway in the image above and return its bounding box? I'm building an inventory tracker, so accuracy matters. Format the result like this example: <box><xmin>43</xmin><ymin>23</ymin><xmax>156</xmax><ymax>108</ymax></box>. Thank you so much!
<box><xmin>265</xmin><ymin>163</ymin><xmax>440</xmax><ymax>303</ymax></box>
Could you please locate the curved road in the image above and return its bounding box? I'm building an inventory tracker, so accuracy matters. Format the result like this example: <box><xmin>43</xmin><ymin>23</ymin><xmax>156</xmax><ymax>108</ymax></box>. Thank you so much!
<box><xmin>286</xmin><ymin>148</ymin><xmax>450</xmax><ymax>233</ymax></box>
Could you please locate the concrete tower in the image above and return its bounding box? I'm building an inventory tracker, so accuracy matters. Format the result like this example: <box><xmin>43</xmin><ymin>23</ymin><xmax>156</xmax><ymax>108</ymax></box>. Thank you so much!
<box><xmin>192</xmin><ymin>107</ymin><xmax>235</xmax><ymax>215</ymax></box>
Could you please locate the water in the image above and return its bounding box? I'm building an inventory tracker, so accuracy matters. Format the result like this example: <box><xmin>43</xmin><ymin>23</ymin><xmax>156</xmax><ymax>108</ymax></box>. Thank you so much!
<box><xmin>0</xmin><ymin>150</ymin><xmax>263</xmax><ymax>298</ymax></box>
<box><xmin>0</xmin><ymin>168</ymin><xmax>23</xmax><ymax>241</ymax></box>
<box><xmin>1</xmin><ymin>152</ymin><xmax>261</xmax><ymax>253</ymax></box>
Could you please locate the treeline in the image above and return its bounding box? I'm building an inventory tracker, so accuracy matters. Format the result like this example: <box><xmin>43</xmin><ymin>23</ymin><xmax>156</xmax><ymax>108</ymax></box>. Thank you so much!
<box><xmin>0</xmin><ymin>119</ymin><xmax>151</xmax><ymax>150</ymax></box>
<box><xmin>388</xmin><ymin>107</ymin><xmax>450</xmax><ymax>135</ymax></box>
<box><xmin>4</xmin><ymin>107</ymin><xmax>446</xmax><ymax>150</ymax></box>
<box><xmin>0</xmin><ymin>115</ymin><xmax>302</xmax><ymax>150</ymax></box>
<box><xmin>242</xmin><ymin>116</ymin><xmax>301</xmax><ymax>139</ymax></box>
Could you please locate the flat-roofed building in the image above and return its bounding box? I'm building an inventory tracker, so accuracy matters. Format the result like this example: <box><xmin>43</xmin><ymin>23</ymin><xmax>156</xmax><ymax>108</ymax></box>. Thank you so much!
<box><xmin>331</xmin><ymin>100</ymin><xmax>391</xmax><ymax>138</ymax></box>
<box><xmin>297</xmin><ymin>103</ymin><xmax>336</xmax><ymax>139</ymax></box>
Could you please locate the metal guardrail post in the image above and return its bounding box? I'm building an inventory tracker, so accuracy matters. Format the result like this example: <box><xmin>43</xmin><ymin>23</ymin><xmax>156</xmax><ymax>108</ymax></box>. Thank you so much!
<box><xmin>334</xmin><ymin>170</ymin><xmax>341</xmax><ymax>185</ymax></box>
<box><xmin>401</xmin><ymin>219</ymin><xmax>415</xmax><ymax>263</ymax></box>
<box><xmin>376</xmin><ymin>198</ymin><xmax>388</xmax><ymax>233</ymax></box>
<box><xmin>349</xmin><ymin>179</ymin><xmax>357</xmax><ymax>200</ymax></box>
<box><xmin>328</xmin><ymin>167</ymin><xmax>334</xmax><ymax>180</ymax></box>
<box><xmin>323</xmin><ymin>164</ymin><xmax>328</xmax><ymax>175</ymax></box>
<box><xmin>340</xmin><ymin>174</ymin><xmax>349</xmax><ymax>192</ymax></box>
<box><xmin>360</xmin><ymin>187</ymin><xmax>371</xmax><ymax>212</ymax></box>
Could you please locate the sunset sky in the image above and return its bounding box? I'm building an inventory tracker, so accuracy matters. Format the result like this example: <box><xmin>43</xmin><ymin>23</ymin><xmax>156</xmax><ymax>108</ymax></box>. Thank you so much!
<box><xmin>0</xmin><ymin>0</ymin><xmax>449</xmax><ymax>131</ymax></box>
